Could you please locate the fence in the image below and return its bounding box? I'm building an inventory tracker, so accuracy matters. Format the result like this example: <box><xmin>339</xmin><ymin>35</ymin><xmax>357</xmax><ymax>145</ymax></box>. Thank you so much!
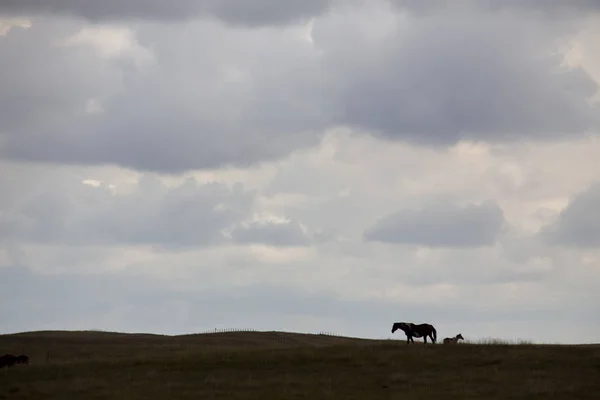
<box><xmin>197</xmin><ymin>328</ymin><xmax>348</xmax><ymax>338</ymax></box>
<box><xmin>199</xmin><ymin>328</ymin><xmax>259</xmax><ymax>334</ymax></box>
<box><xmin>77</xmin><ymin>327</ymin><xmax>353</xmax><ymax>339</ymax></box>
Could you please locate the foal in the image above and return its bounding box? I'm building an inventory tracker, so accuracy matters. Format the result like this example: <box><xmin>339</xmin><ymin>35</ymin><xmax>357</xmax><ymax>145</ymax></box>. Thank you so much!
<box><xmin>443</xmin><ymin>333</ymin><xmax>464</xmax><ymax>344</ymax></box>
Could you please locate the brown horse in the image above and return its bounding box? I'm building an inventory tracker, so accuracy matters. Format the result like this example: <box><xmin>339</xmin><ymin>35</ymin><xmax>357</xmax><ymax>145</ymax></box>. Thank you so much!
<box><xmin>443</xmin><ymin>333</ymin><xmax>464</xmax><ymax>344</ymax></box>
<box><xmin>391</xmin><ymin>322</ymin><xmax>437</xmax><ymax>344</ymax></box>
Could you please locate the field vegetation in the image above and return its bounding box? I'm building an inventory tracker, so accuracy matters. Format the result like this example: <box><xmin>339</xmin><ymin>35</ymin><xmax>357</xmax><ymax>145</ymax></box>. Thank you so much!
<box><xmin>1</xmin><ymin>330</ymin><xmax>599</xmax><ymax>399</ymax></box>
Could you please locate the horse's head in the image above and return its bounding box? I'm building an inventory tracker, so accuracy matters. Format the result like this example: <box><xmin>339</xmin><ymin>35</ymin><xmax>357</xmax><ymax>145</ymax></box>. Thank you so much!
<box><xmin>457</xmin><ymin>333</ymin><xmax>464</xmax><ymax>340</ymax></box>
<box><xmin>391</xmin><ymin>322</ymin><xmax>406</xmax><ymax>333</ymax></box>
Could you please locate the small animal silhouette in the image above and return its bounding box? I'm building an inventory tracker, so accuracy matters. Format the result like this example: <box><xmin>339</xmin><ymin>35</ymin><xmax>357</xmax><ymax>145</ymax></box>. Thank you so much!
<box><xmin>0</xmin><ymin>354</ymin><xmax>17</xmax><ymax>368</ymax></box>
<box><xmin>443</xmin><ymin>333</ymin><xmax>464</xmax><ymax>344</ymax></box>
<box><xmin>15</xmin><ymin>355</ymin><xmax>29</xmax><ymax>365</ymax></box>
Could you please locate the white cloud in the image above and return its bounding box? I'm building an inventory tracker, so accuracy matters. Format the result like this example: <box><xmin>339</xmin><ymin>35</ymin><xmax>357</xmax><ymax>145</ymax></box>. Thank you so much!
<box><xmin>60</xmin><ymin>25</ymin><xmax>154</xmax><ymax>66</ymax></box>
<box><xmin>0</xmin><ymin>17</ymin><xmax>31</xmax><ymax>36</ymax></box>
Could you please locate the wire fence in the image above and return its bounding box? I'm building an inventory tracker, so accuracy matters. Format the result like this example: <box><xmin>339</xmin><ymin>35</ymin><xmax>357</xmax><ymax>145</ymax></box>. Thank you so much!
<box><xmin>69</xmin><ymin>328</ymin><xmax>353</xmax><ymax>339</ymax></box>
<box><xmin>199</xmin><ymin>328</ymin><xmax>260</xmax><ymax>334</ymax></box>
<box><xmin>197</xmin><ymin>328</ymin><xmax>349</xmax><ymax>338</ymax></box>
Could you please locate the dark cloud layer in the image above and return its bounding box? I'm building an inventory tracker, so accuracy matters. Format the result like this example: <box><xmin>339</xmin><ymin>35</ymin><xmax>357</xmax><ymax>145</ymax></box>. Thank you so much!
<box><xmin>0</xmin><ymin>2</ymin><xmax>598</xmax><ymax>173</ymax></box>
<box><xmin>539</xmin><ymin>182</ymin><xmax>600</xmax><ymax>248</ymax></box>
<box><xmin>0</xmin><ymin>0</ymin><xmax>332</xmax><ymax>27</ymax></box>
<box><xmin>319</xmin><ymin>11</ymin><xmax>599</xmax><ymax>146</ymax></box>
<box><xmin>4</xmin><ymin>0</ymin><xmax>600</xmax><ymax>26</ymax></box>
<box><xmin>364</xmin><ymin>200</ymin><xmax>506</xmax><ymax>247</ymax></box>
<box><xmin>0</xmin><ymin>18</ymin><xmax>326</xmax><ymax>173</ymax></box>
<box><xmin>390</xmin><ymin>0</ymin><xmax>600</xmax><ymax>16</ymax></box>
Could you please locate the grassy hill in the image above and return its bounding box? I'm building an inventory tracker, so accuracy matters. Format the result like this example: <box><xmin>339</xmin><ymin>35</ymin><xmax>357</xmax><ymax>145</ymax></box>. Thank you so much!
<box><xmin>1</xmin><ymin>330</ymin><xmax>599</xmax><ymax>399</ymax></box>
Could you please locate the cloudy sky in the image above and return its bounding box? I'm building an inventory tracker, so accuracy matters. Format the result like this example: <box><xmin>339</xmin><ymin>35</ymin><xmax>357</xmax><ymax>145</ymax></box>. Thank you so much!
<box><xmin>1</xmin><ymin>0</ymin><xmax>600</xmax><ymax>344</ymax></box>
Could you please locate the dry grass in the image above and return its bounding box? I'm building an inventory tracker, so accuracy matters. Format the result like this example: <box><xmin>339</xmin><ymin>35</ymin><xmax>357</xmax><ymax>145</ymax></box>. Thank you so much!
<box><xmin>1</xmin><ymin>330</ymin><xmax>599</xmax><ymax>399</ymax></box>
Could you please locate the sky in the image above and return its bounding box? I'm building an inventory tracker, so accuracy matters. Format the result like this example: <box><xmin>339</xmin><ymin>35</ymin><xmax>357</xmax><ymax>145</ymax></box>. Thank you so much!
<box><xmin>1</xmin><ymin>0</ymin><xmax>600</xmax><ymax>344</ymax></box>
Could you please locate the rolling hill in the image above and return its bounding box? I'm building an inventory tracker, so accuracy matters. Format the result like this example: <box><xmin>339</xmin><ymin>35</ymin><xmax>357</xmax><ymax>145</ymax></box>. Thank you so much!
<box><xmin>1</xmin><ymin>330</ymin><xmax>599</xmax><ymax>399</ymax></box>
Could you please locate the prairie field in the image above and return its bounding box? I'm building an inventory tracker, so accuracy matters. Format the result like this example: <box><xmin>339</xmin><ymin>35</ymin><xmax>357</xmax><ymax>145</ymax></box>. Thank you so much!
<box><xmin>1</xmin><ymin>330</ymin><xmax>599</xmax><ymax>399</ymax></box>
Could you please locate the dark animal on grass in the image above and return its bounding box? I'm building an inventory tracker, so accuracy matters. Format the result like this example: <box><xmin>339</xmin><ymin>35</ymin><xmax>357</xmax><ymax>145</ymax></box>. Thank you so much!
<box><xmin>0</xmin><ymin>354</ymin><xmax>17</xmax><ymax>368</ymax></box>
<box><xmin>391</xmin><ymin>322</ymin><xmax>437</xmax><ymax>344</ymax></box>
<box><xmin>15</xmin><ymin>355</ymin><xmax>29</xmax><ymax>365</ymax></box>
<box><xmin>443</xmin><ymin>334</ymin><xmax>464</xmax><ymax>344</ymax></box>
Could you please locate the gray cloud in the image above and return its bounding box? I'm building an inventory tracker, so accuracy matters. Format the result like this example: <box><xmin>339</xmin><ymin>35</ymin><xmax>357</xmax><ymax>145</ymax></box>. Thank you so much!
<box><xmin>230</xmin><ymin>220</ymin><xmax>312</xmax><ymax>247</ymax></box>
<box><xmin>538</xmin><ymin>182</ymin><xmax>600</xmax><ymax>248</ymax></box>
<box><xmin>316</xmin><ymin>9</ymin><xmax>600</xmax><ymax>146</ymax></box>
<box><xmin>390</xmin><ymin>0</ymin><xmax>600</xmax><ymax>16</ymax></box>
<box><xmin>0</xmin><ymin>0</ymin><xmax>332</xmax><ymax>27</ymax></box>
<box><xmin>364</xmin><ymin>200</ymin><xmax>506</xmax><ymax>247</ymax></box>
<box><xmin>0</xmin><ymin>173</ymin><xmax>255</xmax><ymax>248</ymax></box>
<box><xmin>1</xmin><ymin>2</ymin><xmax>599</xmax><ymax>173</ymax></box>
<box><xmin>0</xmin><ymin>18</ymin><xmax>327</xmax><ymax>173</ymax></box>
<box><xmin>0</xmin><ymin>165</ymin><xmax>320</xmax><ymax>249</ymax></box>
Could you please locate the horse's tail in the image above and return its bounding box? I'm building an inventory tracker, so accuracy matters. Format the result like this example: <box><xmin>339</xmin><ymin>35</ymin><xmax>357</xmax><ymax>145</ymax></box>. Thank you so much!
<box><xmin>431</xmin><ymin>326</ymin><xmax>437</xmax><ymax>342</ymax></box>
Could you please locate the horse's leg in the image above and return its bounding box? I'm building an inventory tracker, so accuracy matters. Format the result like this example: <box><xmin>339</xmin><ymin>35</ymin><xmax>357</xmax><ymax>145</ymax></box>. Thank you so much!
<box><xmin>424</xmin><ymin>335</ymin><xmax>428</xmax><ymax>344</ymax></box>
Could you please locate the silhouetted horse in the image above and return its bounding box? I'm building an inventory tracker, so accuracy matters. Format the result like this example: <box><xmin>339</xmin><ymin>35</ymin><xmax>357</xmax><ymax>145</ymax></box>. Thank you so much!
<box><xmin>0</xmin><ymin>354</ymin><xmax>17</xmax><ymax>368</ymax></box>
<box><xmin>443</xmin><ymin>333</ymin><xmax>464</xmax><ymax>344</ymax></box>
<box><xmin>391</xmin><ymin>322</ymin><xmax>437</xmax><ymax>344</ymax></box>
<box><xmin>15</xmin><ymin>355</ymin><xmax>29</xmax><ymax>365</ymax></box>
